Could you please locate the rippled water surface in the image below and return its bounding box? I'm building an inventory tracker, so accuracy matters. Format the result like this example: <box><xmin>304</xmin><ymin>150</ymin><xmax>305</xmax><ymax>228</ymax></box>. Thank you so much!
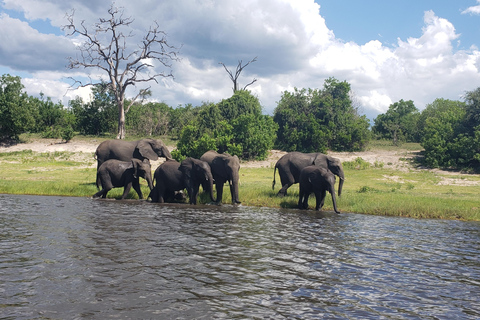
<box><xmin>1</xmin><ymin>194</ymin><xmax>480</xmax><ymax>319</ymax></box>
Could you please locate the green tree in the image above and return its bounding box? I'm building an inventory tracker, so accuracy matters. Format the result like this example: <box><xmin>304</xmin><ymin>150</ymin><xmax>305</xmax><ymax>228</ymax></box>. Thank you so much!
<box><xmin>174</xmin><ymin>91</ymin><xmax>277</xmax><ymax>160</ymax></box>
<box><xmin>273</xmin><ymin>78</ymin><xmax>370</xmax><ymax>152</ymax></box>
<box><xmin>0</xmin><ymin>74</ymin><xmax>36</xmax><ymax>140</ymax></box>
<box><xmin>232</xmin><ymin>113</ymin><xmax>277</xmax><ymax>160</ymax></box>
<box><xmin>372</xmin><ymin>99</ymin><xmax>420</xmax><ymax>145</ymax></box>
<box><xmin>126</xmin><ymin>102</ymin><xmax>172</xmax><ymax>136</ymax></box>
<box><xmin>70</xmin><ymin>84</ymin><xmax>117</xmax><ymax>135</ymax></box>
<box><xmin>420</xmin><ymin>98</ymin><xmax>469</xmax><ymax>168</ymax></box>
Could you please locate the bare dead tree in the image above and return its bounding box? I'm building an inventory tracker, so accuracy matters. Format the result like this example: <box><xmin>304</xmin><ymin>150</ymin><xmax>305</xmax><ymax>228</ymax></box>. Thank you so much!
<box><xmin>219</xmin><ymin>57</ymin><xmax>257</xmax><ymax>93</ymax></box>
<box><xmin>63</xmin><ymin>4</ymin><xmax>179</xmax><ymax>139</ymax></box>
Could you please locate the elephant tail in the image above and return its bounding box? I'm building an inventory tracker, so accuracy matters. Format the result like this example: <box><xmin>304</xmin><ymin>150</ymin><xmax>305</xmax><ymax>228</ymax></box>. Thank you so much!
<box><xmin>272</xmin><ymin>165</ymin><xmax>277</xmax><ymax>190</ymax></box>
<box><xmin>95</xmin><ymin>171</ymin><xmax>101</xmax><ymax>190</ymax></box>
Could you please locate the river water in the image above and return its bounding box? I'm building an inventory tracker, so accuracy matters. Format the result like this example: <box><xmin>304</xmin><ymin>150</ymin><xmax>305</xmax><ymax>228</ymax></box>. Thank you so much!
<box><xmin>1</xmin><ymin>194</ymin><xmax>479</xmax><ymax>319</ymax></box>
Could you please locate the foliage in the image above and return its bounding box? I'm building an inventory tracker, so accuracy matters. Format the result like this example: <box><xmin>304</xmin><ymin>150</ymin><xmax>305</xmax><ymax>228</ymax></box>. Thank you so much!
<box><xmin>64</xmin><ymin>4</ymin><xmax>179</xmax><ymax>139</ymax></box>
<box><xmin>231</xmin><ymin>113</ymin><xmax>277</xmax><ymax>160</ymax></box>
<box><xmin>372</xmin><ymin>99</ymin><xmax>420</xmax><ymax>144</ymax></box>
<box><xmin>419</xmin><ymin>98</ymin><xmax>473</xmax><ymax>168</ymax></box>
<box><xmin>174</xmin><ymin>91</ymin><xmax>277</xmax><ymax>160</ymax></box>
<box><xmin>343</xmin><ymin>157</ymin><xmax>371</xmax><ymax>170</ymax></box>
<box><xmin>0</xmin><ymin>74</ymin><xmax>37</xmax><ymax>140</ymax></box>
<box><xmin>273</xmin><ymin>78</ymin><xmax>370</xmax><ymax>153</ymax></box>
<box><xmin>126</xmin><ymin>102</ymin><xmax>173</xmax><ymax>136</ymax></box>
<box><xmin>70</xmin><ymin>83</ymin><xmax>117</xmax><ymax>135</ymax></box>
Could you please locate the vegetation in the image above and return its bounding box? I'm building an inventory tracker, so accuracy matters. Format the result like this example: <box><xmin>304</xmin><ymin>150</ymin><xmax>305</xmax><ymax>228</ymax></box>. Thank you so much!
<box><xmin>0</xmin><ymin>139</ymin><xmax>478</xmax><ymax>221</ymax></box>
<box><xmin>64</xmin><ymin>4</ymin><xmax>179</xmax><ymax>139</ymax></box>
<box><xmin>173</xmin><ymin>90</ymin><xmax>277</xmax><ymax>161</ymax></box>
<box><xmin>273</xmin><ymin>77</ymin><xmax>371</xmax><ymax>153</ymax></box>
<box><xmin>372</xmin><ymin>99</ymin><xmax>420</xmax><ymax>144</ymax></box>
<box><xmin>3</xmin><ymin>70</ymin><xmax>480</xmax><ymax>171</ymax></box>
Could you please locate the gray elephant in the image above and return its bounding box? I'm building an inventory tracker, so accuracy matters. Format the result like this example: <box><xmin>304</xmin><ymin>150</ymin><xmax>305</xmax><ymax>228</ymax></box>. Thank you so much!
<box><xmin>95</xmin><ymin>138</ymin><xmax>172</xmax><ymax>170</ymax></box>
<box><xmin>273</xmin><ymin>152</ymin><xmax>345</xmax><ymax>197</ymax></box>
<box><xmin>93</xmin><ymin>159</ymin><xmax>153</xmax><ymax>199</ymax></box>
<box><xmin>200</xmin><ymin>150</ymin><xmax>241</xmax><ymax>204</ymax></box>
<box><xmin>298</xmin><ymin>166</ymin><xmax>339</xmax><ymax>213</ymax></box>
<box><xmin>149</xmin><ymin>158</ymin><xmax>216</xmax><ymax>205</ymax></box>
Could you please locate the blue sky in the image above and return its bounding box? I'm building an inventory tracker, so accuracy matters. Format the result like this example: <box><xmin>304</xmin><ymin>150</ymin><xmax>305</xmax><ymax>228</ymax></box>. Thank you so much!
<box><xmin>319</xmin><ymin>1</ymin><xmax>480</xmax><ymax>49</ymax></box>
<box><xmin>1</xmin><ymin>0</ymin><xmax>480</xmax><ymax>121</ymax></box>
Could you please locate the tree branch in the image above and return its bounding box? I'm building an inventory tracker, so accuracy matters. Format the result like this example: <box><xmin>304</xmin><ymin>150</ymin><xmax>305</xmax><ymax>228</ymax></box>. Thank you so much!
<box><xmin>219</xmin><ymin>56</ymin><xmax>257</xmax><ymax>93</ymax></box>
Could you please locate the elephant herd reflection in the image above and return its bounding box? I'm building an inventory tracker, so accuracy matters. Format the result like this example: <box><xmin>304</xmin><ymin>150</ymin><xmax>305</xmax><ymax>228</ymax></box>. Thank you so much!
<box><xmin>93</xmin><ymin>138</ymin><xmax>343</xmax><ymax>213</ymax></box>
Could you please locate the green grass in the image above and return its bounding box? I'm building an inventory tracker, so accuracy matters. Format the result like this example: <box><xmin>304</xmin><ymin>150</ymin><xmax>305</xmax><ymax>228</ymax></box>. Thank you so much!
<box><xmin>1</xmin><ymin>138</ymin><xmax>479</xmax><ymax>220</ymax></box>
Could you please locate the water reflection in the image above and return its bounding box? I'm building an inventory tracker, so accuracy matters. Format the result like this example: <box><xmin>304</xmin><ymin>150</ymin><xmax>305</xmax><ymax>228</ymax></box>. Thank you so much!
<box><xmin>1</xmin><ymin>194</ymin><xmax>479</xmax><ymax>319</ymax></box>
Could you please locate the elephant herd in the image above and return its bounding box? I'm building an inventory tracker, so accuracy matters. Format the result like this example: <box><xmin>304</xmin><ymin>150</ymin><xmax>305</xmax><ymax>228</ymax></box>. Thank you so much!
<box><xmin>93</xmin><ymin>138</ymin><xmax>344</xmax><ymax>213</ymax></box>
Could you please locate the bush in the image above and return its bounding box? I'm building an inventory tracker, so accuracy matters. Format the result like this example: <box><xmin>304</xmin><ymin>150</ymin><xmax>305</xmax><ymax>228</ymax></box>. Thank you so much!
<box><xmin>273</xmin><ymin>78</ymin><xmax>370</xmax><ymax>153</ymax></box>
<box><xmin>0</xmin><ymin>74</ymin><xmax>37</xmax><ymax>140</ymax></box>
<box><xmin>174</xmin><ymin>91</ymin><xmax>277</xmax><ymax>161</ymax></box>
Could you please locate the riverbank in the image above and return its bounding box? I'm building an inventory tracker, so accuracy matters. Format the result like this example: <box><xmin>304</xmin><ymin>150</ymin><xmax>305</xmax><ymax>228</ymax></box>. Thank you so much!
<box><xmin>1</xmin><ymin>136</ymin><xmax>479</xmax><ymax>221</ymax></box>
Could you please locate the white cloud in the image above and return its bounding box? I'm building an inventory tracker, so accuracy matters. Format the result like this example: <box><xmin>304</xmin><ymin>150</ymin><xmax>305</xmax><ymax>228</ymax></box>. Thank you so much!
<box><xmin>462</xmin><ymin>0</ymin><xmax>480</xmax><ymax>15</ymax></box>
<box><xmin>0</xmin><ymin>13</ymin><xmax>74</xmax><ymax>72</ymax></box>
<box><xmin>1</xmin><ymin>1</ymin><xmax>480</xmax><ymax>120</ymax></box>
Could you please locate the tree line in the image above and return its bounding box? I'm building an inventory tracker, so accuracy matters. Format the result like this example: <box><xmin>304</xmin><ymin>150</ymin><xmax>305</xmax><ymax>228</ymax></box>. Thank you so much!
<box><xmin>1</xmin><ymin>73</ymin><xmax>480</xmax><ymax>170</ymax></box>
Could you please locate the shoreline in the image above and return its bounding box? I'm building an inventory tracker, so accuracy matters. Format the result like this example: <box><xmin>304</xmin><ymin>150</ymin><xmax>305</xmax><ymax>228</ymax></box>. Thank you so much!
<box><xmin>1</xmin><ymin>137</ymin><xmax>480</xmax><ymax>221</ymax></box>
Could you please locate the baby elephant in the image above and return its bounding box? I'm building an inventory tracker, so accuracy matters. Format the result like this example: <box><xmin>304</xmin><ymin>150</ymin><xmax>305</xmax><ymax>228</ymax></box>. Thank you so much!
<box><xmin>93</xmin><ymin>159</ymin><xmax>153</xmax><ymax>199</ymax></box>
<box><xmin>298</xmin><ymin>166</ymin><xmax>340</xmax><ymax>213</ymax></box>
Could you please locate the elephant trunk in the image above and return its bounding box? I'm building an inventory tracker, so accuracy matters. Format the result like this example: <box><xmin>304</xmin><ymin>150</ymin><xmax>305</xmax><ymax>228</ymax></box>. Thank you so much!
<box><xmin>330</xmin><ymin>186</ymin><xmax>340</xmax><ymax>214</ymax></box>
<box><xmin>337</xmin><ymin>172</ymin><xmax>345</xmax><ymax>197</ymax></box>
<box><xmin>145</xmin><ymin>170</ymin><xmax>154</xmax><ymax>191</ymax></box>
<box><xmin>231</xmin><ymin>171</ymin><xmax>241</xmax><ymax>204</ymax></box>
<box><xmin>163</xmin><ymin>147</ymin><xmax>173</xmax><ymax>160</ymax></box>
<box><xmin>208</xmin><ymin>176</ymin><xmax>216</xmax><ymax>203</ymax></box>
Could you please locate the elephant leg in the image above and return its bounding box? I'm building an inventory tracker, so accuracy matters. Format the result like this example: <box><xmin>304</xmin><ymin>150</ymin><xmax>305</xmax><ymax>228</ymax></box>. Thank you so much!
<box><xmin>315</xmin><ymin>190</ymin><xmax>326</xmax><ymax>210</ymax></box>
<box><xmin>298</xmin><ymin>185</ymin><xmax>306</xmax><ymax>209</ymax></box>
<box><xmin>93</xmin><ymin>188</ymin><xmax>109</xmax><ymax>199</ymax></box>
<box><xmin>121</xmin><ymin>182</ymin><xmax>133</xmax><ymax>200</ymax></box>
<box><xmin>297</xmin><ymin>190</ymin><xmax>303</xmax><ymax>209</ymax></box>
<box><xmin>148</xmin><ymin>186</ymin><xmax>157</xmax><ymax>202</ymax></box>
<box><xmin>157</xmin><ymin>186</ymin><xmax>165</xmax><ymax>203</ymax></box>
<box><xmin>216</xmin><ymin>181</ymin><xmax>224</xmax><ymax>203</ymax></box>
<box><xmin>278</xmin><ymin>183</ymin><xmax>293</xmax><ymax>197</ymax></box>
<box><xmin>132</xmin><ymin>179</ymin><xmax>143</xmax><ymax>199</ymax></box>
<box><xmin>319</xmin><ymin>190</ymin><xmax>326</xmax><ymax>209</ymax></box>
<box><xmin>93</xmin><ymin>188</ymin><xmax>112</xmax><ymax>199</ymax></box>
<box><xmin>187</xmin><ymin>187</ymin><xmax>198</xmax><ymax>205</ymax></box>
<box><xmin>303</xmin><ymin>192</ymin><xmax>310</xmax><ymax>209</ymax></box>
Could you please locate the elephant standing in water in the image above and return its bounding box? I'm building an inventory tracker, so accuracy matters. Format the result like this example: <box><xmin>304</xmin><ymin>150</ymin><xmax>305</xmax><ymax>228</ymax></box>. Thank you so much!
<box><xmin>273</xmin><ymin>152</ymin><xmax>345</xmax><ymax>197</ymax></box>
<box><xmin>95</xmin><ymin>138</ymin><xmax>172</xmax><ymax>170</ymax></box>
<box><xmin>298</xmin><ymin>166</ymin><xmax>339</xmax><ymax>213</ymax></box>
<box><xmin>149</xmin><ymin>158</ymin><xmax>216</xmax><ymax>205</ymax></box>
<box><xmin>94</xmin><ymin>159</ymin><xmax>153</xmax><ymax>199</ymax></box>
<box><xmin>200</xmin><ymin>150</ymin><xmax>241</xmax><ymax>204</ymax></box>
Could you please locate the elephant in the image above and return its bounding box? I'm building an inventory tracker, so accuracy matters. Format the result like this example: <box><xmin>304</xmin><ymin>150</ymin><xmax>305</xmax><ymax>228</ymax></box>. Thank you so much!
<box><xmin>95</xmin><ymin>138</ymin><xmax>172</xmax><ymax>170</ymax></box>
<box><xmin>272</xmin><ymin>152</ymin><xmax>345</xmax><ymax>197</ymax></box>
<box><xmin>298</xmin><ymin>166</ymin><xmax>340</xmax><ymax>213</ymax></box>
<box><xmin>149</xmin><ymin>158</ymin><xmax>216</xmax><ymax>205</ymax></box>
<box><xmin>200</xmin><ymin>150</ymin><xmax>241</xmax><ymax>204</ymax></box>
<box><xmin>93</xmin><ymin>159</ymin><xmax>153</xmax><ymax>199</ymax></box>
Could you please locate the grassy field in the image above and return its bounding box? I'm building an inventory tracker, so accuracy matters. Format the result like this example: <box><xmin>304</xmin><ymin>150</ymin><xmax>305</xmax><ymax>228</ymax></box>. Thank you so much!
<box><xmin>1</xmin><ymin>138</ymin><xmax>479</xmax><ymax>221</ymax></box>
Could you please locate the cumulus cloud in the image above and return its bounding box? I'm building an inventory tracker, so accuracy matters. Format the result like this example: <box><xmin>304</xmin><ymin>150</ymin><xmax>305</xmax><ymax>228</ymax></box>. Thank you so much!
<box><xmin>462</xmin><ymin>0</ymin><xmax>480</xmax><ymax>15</ymax></box>
<box><xmin>0</xmin><ymin>13</ymin><xmax>74</xmax><ymax>72</ymax></box>
<box><xmin>1</xmin><ymin>0</ymin><xmax>480</xmax><ymax>119</ymax></box>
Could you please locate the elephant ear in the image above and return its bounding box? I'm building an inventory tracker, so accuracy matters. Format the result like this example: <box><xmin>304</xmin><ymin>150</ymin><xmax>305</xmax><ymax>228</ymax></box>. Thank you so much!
<box><xmin>308</xmin><ymin>169</ymin><xmax>319</xmax><ymax>184</ymax></box>
<box><xmin>179</xmin><ymin>158</ymin><xmax>193</xmax><ymax>178</ymax></box>
<box><xmin>137</xmin><ymin>139</ymin><xmax>159</xmax><ymax>161</ymax></box>
<box><xmin>212</xmin><ymin>157</ymin><xmax>228</xmax><ymax>179</ymax></box>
